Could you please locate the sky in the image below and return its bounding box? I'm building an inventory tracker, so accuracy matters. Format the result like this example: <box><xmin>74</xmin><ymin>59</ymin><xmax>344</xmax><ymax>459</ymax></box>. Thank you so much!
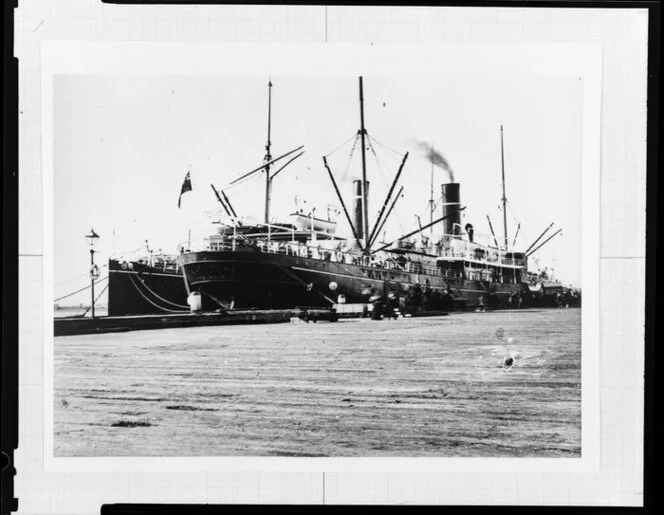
<box><xmin>53</xmin><ymin>73</ymin><xmax>583</xmax><ymax>305</ymax></box>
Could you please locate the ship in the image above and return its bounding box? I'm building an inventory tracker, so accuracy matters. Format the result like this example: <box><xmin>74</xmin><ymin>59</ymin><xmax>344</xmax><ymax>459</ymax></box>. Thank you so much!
<box><xmin>106</xmin><ymin>239</ymin><xmax>577</xmax><ymax>315</ymax></box>
<box><xmin>108</xmin><ymin>249</ymin><xmax>188</xmax><ymax>316</ymax></box>
<box><xmin>176</xmin><ymin>77</ymin><xmax>563</xmax><ymax>313</ymax></box>
<box><xmin>106</xmin><ymin>207</ymin><xmax>343</xmax><ymax>316</ymax></box>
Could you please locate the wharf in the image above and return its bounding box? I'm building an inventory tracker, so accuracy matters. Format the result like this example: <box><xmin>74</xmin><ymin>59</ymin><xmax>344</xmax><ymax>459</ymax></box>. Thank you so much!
<box><xmin>54</xmin><ymin>309</ymin><xmax>304</xmax><ymax>336</ymax></box>
<box><xmin>53</xmin><ymin>308</ymin><xmax>582</xmax><ymax>457</ymax></box>
<box><xmin>54</xmin><ymin>304</ymin><xmax>461</xmax><ymax>336</ymax></box>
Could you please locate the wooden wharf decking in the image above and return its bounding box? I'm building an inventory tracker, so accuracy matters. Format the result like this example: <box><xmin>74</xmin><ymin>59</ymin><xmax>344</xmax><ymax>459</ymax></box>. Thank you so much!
<box><xmin>54</xmin><ymin>308</ymin><xmax>581</xmax><ymax>457</ymax></box>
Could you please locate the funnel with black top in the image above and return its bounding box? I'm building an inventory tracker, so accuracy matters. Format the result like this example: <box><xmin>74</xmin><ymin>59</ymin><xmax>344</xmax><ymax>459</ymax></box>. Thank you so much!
<box><xmin>441</xmin><ymin>183</ymin><xmax>461</xmax><ymax>237</ymax></box>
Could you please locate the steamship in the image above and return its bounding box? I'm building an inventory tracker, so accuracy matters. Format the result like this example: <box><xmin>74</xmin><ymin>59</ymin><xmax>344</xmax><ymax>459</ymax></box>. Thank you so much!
<box><xmin>108</xmin><ymin>253</ymin><xmax>188</xmax><ymax>316</ymax></box>
<box><xmin>176</xmin><ymin>77</ymin><xmax>552</xmax><ymax>312</ymax></box>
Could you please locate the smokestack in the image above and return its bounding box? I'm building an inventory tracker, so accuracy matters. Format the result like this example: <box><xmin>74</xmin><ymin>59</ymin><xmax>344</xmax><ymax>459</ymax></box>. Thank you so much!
<box><xmin>441</xmin><ymin>183</ymin><xmax>461</xmax><ymax>236</ymax></box>
<box><xmin>352</xmin><ymin>180</ymin><xmax>369</xmax><ymax>240</ymax></box>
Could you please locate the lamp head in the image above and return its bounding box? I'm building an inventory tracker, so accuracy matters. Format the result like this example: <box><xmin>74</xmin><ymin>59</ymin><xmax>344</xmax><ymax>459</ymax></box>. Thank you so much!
<box><xmin>85</xmin><ymin>228</ymin><xmax>100</xmax><ymax>246</ymax></box>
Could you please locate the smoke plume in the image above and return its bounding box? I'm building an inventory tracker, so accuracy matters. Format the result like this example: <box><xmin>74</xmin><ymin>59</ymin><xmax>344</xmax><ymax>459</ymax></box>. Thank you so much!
<box><xmin>417</xmin><ymin>141</ymin><xmax>455</xmax><ymax>182</ymax></box>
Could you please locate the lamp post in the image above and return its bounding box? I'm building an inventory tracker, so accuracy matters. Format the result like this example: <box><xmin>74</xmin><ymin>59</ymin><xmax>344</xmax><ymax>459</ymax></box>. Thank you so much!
<box><xmin>85</xmin><ymin>228</ymin><xmax>100</xmax><ymax>318</ymax></box>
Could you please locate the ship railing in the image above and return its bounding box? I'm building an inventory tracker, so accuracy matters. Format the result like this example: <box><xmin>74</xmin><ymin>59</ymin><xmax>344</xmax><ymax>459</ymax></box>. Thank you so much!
<box><xmin>256</xmin><ymin>240</ymin><xmax>366</xmax><ymax>263</ymax></box>
<box><xmin>144</xmin><ymin>254</ymin><xmax>182</xmax><ymax>273</ymax></box>
<box><xmin>436</xmin><ymin>249</ymin><xmax>523</xmax><ymax>268</ymax></box>
<box><xmin>198</xmin><ymin>236</ymin><xmax>526</xmax><ymax>274</ymax></box>
<box><xmin>256</xmin><ymin>240</ymin><xmax>465</xmax><ymax>279</ymax></box>
<box><xmin>404</xmin><ymin>262</ymin><xmax>462</xmax><ymax>278</ymax></box>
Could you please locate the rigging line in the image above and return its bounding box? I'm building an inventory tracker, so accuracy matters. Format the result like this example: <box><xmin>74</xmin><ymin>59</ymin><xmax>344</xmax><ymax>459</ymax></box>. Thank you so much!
<box><xmin>368</xmin><ymin>136</ymin><xmax>401</xmax><ymax>184</ymax></box>
<box><xmin>324</xmin><ymin>132</ymin><xmax>360</xmax><ymax>158</ymax></box>
<box><xmin>367</xmin><ymin>137</ymin><xmax>402</xmax><ymax>172</ymax></box>
<box><xmin>127</xmin><ymin>273</ymin><xmax>189</xmax><ymax>313</ymax></box>
<box><xmin>78</xmin><ymin>283</ymin><xmax>110</xmax><ymax>318</ymax></box>
<box><xmin>506</xmin><ymin>204</ymin><xmax>532</xmax><ymax>242</ymax></box>
<box><xmin>54</xmin><ymin>276</ymin><xmax>108</xmax><ymax>302</ymax></box>
<box><xmin>135</xmin><ymin>274</ymin><xmax>189</xmax><ymax>309</ymax></box>
<box><xmin>339</xmin><ymin>133</ymin><xmax>360</xmax><ymax>182</ymax></box>
<box><xmin>368</xmin><ymin>134</ymin><xmax>403</xmax><ymax>157</ymax></box>
<box><xmin>431</xmin><ymin>196</ymin><xmax>444</xmax><ymax>215</ymax></box>
<box><xmin>365</xmin><ymin>136</ymin><xmax>390</xmax><ymax>187</ymax></box>
<box><xmin>507</xmin><ymin>203</ymin><xmax>521</xmax><ymax>224</ymax></box>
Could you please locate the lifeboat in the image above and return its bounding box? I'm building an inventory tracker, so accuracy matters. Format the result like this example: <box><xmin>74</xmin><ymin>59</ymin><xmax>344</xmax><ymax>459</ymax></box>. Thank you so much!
<box><xmin>289</xmin><ymin>212</ymin><xmax>337</xmax><ymax>234</ymax></box>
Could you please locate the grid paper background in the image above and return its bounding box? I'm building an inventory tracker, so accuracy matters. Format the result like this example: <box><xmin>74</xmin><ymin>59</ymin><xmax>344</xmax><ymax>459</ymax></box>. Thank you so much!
<box><xmin>14</xmin><ymin>2</ymin><xmax>646</xmax><ymax>511</ymax></box>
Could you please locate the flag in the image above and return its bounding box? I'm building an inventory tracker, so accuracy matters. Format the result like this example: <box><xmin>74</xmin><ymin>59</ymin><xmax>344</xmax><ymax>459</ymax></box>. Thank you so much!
<box><xmin>178</xmin><ymin>171</ymin><xmax>192</xmax><ymax>208</ymax></box>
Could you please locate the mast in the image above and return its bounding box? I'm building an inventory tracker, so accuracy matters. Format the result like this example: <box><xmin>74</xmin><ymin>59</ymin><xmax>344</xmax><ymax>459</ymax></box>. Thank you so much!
<box><xmin>486</xmin><ymin>215</ymin><xmax>500</xmax><ymax>249</ymax></box>
<box><xmin>366</xmin><ymin>151</ymin><xmax>409</xmax><ymax>247</ymax></box>
<box><xmin>429</xmin><ymin>145</ymin><xmax>434</xmax><ymax>233</ymax></box>
<box><xmin>525</xmin><ymin>222</ymin><xmax>555</xmax><ymax>254</ymax></box>
<box><xmin>323</xmin><ymin>156</ymin><xmax>364</xmax><ymax>250</ymax></box>
<box><xmin>264</xmin><ymin>80</ymin><xmax>273</xmax><ymax>224</ymax></box>
<box><xmin>526</xmin><ymin>228</ymin><xmax>563</xmax><ymax>257</ymax></box>
<box><xmin>359</xmin><ymin>76</ymin><xmax>369</xmax><ymax>250</ymax></box>
<box><xmin>369</xmin><ymin>185</ymin><xmax>404</xmax><ymax>249</ymax></box>
<box><xmin>512</xmin><ymin>222</ymin><xmax>521</xmax><ymax>249</ymax></box>
<box><xmin>210</xmin><ymin>184</ymin><xmax>231</xmax><ymax>216</ymax></box>
<box><xmin>500</xmin><ymin>125</ymin><xmax>508</xmax><ymax>250</ymax></box>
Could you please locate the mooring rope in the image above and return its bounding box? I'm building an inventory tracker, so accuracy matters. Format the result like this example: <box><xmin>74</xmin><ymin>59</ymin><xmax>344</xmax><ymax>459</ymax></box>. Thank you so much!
<box><xmin>78</xmin><ymin>282</ymin><xmax>110</xmax><ymax>317</ymax></box>
<box><xmin>276</xmin><ymin>265</ymin><xmax>336</xmax><ymax>306</ymax></box>
<box><xmin>135</xmin><ymin>273</ymin><xmax>189</xmax><ymax>309</ymax></box>
<box><xmin>54</xmin><ymin>276</ymin><xmax>108</xmax><ymax>302</ymax></box>
<box><xmin>127</xmin><ymin>273</ymin><xmax>189</xmax><ymax>313</ymax></box>
<box><xmin>55</xmin><ymin>267</ymin><xmax>107</xmax><ymax>288</ymax></box>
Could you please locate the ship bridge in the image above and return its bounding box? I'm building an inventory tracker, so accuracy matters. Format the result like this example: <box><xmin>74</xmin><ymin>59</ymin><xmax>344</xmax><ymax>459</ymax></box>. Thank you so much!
<box><xmin>413</xmin><ymin>237</ymin><xmax>525</xmax><ymax>268</ymax></box>
<box><xmin>433</xmin><ymin>237</ymin><xmax>528</xmax><ymax>284</ymax></box>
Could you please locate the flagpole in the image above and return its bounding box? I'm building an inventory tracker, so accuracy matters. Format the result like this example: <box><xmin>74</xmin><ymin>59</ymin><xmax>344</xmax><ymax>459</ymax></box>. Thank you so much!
<box><xmin>178</xmin><ymin>170</ymin><xmax>194</xmax><ymax>249</ymax></box>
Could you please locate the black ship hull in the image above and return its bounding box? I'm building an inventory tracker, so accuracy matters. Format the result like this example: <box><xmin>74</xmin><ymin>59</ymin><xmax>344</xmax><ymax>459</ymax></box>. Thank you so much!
<box><xmin>180</xmin><ymin>248</ymin><xmax>531</xmax><ymax>311</ymax></box>
<box><xmin>108</xmin><ymin>259</ymin><xmax>189</xmax><ymax>316</ymax></box>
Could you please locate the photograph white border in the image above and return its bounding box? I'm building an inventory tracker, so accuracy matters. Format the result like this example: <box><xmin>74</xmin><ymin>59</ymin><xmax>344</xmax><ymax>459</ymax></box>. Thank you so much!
<box><xmin>41</xmin><ymin>40</ymin><xmax>601</xmax><ymax>474</ymax></box>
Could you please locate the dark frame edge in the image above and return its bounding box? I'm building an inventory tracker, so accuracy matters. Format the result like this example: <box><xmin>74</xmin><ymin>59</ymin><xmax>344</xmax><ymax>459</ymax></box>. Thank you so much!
<box><xmin>0</xmin><ymin>1</ymin><xmax>654</xmax><ymax>514</ymax></box>
<box><xmin>643</xmin><ymin>3</ymin><xmax>660</xmax><ymax>515</ymax></box>
<box><xmin>1</xmin><ymin>0</ymin><xmax>19</xmax><ymax>513</ymax></box>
